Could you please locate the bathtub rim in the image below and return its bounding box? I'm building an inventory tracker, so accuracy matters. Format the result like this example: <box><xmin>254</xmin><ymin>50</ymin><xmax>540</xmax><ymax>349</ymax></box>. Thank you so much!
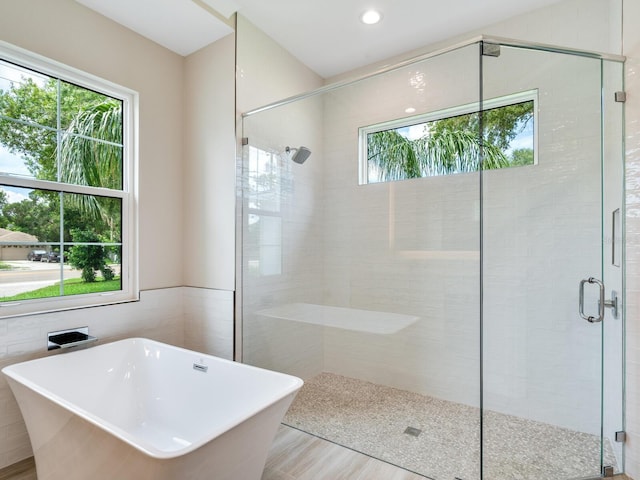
<box><xmin>2</xmin><ymin>337</ymin><xmax>303</xmax><ymax>459</ymax></box>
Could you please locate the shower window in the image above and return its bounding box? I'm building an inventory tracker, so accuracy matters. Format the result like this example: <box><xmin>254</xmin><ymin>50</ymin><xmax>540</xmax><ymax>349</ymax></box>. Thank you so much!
<box><xmin>246</xmin><ymin>146</ymin><xmax>283</xmax><ymax>277</ymax></box>
<box><xmin>359</xmin><ymin>90</ymin><xmax>537</xmax><ymax>184</ymax></box>
<box><xmin>0</xmin><ymin>43</ymin><xmax>137</xmax><ymax>317</ymax></box>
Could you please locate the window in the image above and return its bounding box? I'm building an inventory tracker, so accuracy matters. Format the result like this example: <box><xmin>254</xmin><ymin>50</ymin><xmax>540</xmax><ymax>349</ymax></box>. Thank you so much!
<box><xmin>246</xmin><ymin>146</ymin><xmax>283</xmax><ymax>277</ymax></box>
<box><xmin>359</xmin><ymin>90</ymin><xmax>537</xmax><ymax>184</ymax></box>
<box><xmin>0</xmin><ymin>43</ymin><xmax>137</xmax><ymax>316</ymax></box>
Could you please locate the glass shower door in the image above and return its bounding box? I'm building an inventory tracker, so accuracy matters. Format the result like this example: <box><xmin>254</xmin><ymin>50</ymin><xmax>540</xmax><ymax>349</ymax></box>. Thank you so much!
<box><xmin>240</xmin><ymin>42</ymin><xmax>484</xmax><ymax>480</ymax></box>
<box><xmin>481</xmin><ymin>42</ymin><xmax>624</xmax><ymax>479</ymax></box>
<box><xmin>238</xmin><ymin>36</ymin><xmax>624</xmax><ymax>480</ymax></box>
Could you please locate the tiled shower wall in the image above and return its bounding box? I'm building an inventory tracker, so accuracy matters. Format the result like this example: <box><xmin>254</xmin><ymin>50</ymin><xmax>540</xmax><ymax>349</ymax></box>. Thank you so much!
<box><xmin>320</xmin><ymin>45</ymin><xmax>482</xmax><ymax>407</ymax></box>
<box><xmin>319</xmin><ymin>42</ymin><xmax>606</xmax><ymax>436</ymax></box>
<box><xmin>238</xmin><ymin>0</ymin><xmax>627</xmax><ymax>447</ymax></box>
<box><xmin>623</xmin><ymin>0</ymin><xmax>640</xmax><ymax>476</ymax></box>
<box><xmin>240</xmin><ymin>94</ymin><xmax>326</xmax><ymax>380</ymax></box>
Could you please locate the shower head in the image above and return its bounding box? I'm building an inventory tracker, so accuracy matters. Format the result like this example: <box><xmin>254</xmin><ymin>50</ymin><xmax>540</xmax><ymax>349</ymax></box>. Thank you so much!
<box><xmin>285</xmin><ymin>146</ymin><xmax>311</xmax><ymax>164</ymax></box>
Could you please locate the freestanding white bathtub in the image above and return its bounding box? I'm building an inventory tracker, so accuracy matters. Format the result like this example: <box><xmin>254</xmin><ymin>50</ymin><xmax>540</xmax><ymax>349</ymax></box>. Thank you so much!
<box><xmin>2</xmin><ymin>338</ymin><xmax>303</xmax><ymax>480</ymax></box>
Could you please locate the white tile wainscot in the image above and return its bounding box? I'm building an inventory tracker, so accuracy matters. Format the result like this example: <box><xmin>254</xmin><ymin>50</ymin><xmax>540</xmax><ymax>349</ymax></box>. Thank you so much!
<box><xmin>183</xmin><ymin>287</ymin><xmax>234</xmax><ymax>361</ymax></box>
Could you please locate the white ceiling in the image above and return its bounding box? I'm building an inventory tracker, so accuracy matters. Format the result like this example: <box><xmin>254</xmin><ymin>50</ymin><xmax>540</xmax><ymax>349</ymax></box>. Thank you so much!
<box><xmin>75</xmin><ymin>0</ymin><xmax>234</xmax><ymax>56</ymax></box>
<box><xmin>77</xmin><ymin>0</ymin><xmax>564</xmax><ymax>78</ymax></box>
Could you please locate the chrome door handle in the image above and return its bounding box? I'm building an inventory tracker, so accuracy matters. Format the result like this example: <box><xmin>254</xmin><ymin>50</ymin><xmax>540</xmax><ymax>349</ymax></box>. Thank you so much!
<box><xmin>579</xmin><ymin>277</ymin><xmax>604</xmax><ymax>323</ymax></box>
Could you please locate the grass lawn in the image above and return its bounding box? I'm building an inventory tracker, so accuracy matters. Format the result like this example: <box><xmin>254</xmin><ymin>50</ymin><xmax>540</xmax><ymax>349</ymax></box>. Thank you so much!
<box><xmin>0</xmin><ymin>277</ymin><xmax>121</xmax><ymax>301</ymax></box>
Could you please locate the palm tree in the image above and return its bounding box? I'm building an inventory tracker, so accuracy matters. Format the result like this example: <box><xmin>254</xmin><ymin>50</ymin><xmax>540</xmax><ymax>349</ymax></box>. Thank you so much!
<box><xmin>367</xmin><ymin>124</ymin><xmax>509</xmax><ymax>182</ymax></box>
<box><xmin>58</xmin><ymin>100</ymin><xmax>122</xmax><ymax>241</ymax></box>
<box><xmin>367</xmin><ymin>102</ymin><xmax>534</xmax><ymax>182</ymax></box>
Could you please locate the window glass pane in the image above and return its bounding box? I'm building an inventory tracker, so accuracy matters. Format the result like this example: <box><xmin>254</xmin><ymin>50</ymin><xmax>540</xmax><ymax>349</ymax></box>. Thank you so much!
<box><xmin>481</xmin><ymin>100</ymin><xmax>534</xmax><ymax>167</ymax></box>
<box><xmin>0</xmin><ymin>66</ymin><xmax>125</xmax><ymax>187</ymax></box>
<box><xmin>0</xmin><ymin>60</ymin><xmax>57</xmax><ymax>128</ymax></box>
<box><xmin>248</xmin><ymin>146</ymin><xmax>281</xmax><ymax>212</ymax></box>
<box><xmin>62</xmin><ymin>244</ymin><xmax>121</xmax><ymax>295</ymax></box>
<box><xmin>247</xmin><ymin>214</ymin><xmax>282</xmax><ymax>276</ymax></box>
<box><xmin>63</xmin><ymin>193</ymin><xmax>122</xmax><ymax>243</ymax></box>
<box><xmin>62</xmin><ymin>192</ymin><xmax>122</xmax><ymax>291</ymax></box>
<box><xmin>60</xmin><ymin>81</ymin><xmax>122</xmax><ymax>138</ymax></box>
<box><xmin>246</xmin><ymin>214</ymin><xmax>282</xmax><ymax>277</ymax></box>
<box><xmin>0</xmin><ymin>123</ymin><xmax>57</xmax><ymax>180</ymax></box>
<box><xmin>0</xmin><ymin>185</ymin><xmax>61</xmax><ymax>243</ymax></box>
<box><xmin>59</xmin><ymin>136</ymin><xmax>123</xmax><ymax>189</ymax></box>
<box><xmin>0</xmin><ymin>245</ymin><xmax>64</xmax><ymax>301</ymax></box>
<box><xmin>365</xmin><ymin>99</ymin><xmax>535</xmax><ymax>184</ymax></box>
<box><xmin>0</xmin><ymin>243</ymin><xmax>120</xmax><ymax>302</ymax></box>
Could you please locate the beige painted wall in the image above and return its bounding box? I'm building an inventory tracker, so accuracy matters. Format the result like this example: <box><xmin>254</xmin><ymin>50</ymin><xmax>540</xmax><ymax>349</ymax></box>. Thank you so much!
<box><xmin>0</xmin><ymin>0</ymin><xmax>188</xmax><ymax>470</ymax></box>
<box><xmin>183</xmin><ymin>33</ymin><xmax>236</xmax><ymax>290</ymax></box>
<box><xmin>181</xmin><ymin>11</ymin><xmax>325</xmax><ymax>327</ymax></box>
<box><xmin>0</xmin><ymin>0</ymin><xmax>185</xmax><ymax>291</ymax></box>
<box><xmin>236</xmin><ymin>15</ymin><xmax>323</xmax><ymax>114</ymax></box>
<box><xmin>181</xmin><ymin>33</ymin><xmax>237</xmax><ymax>363</ymax></box>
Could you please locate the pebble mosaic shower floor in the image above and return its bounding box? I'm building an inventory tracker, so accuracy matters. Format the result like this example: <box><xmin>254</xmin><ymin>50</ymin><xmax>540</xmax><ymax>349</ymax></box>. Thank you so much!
<box><xmin>283</xmin><ymin>373</ymin><xmax>618</xmax><ymax>480</ymax></box>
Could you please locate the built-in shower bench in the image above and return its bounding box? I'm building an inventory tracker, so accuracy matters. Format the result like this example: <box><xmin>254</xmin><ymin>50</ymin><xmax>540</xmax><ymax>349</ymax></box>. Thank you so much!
<box><xmin>255</xmin><ymin>303</ymin><xmax>418</xmax><ymax>334</ymax></box>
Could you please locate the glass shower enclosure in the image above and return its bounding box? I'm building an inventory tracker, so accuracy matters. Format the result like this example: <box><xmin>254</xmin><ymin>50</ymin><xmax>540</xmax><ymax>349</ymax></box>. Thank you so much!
<box><xmin>237</xmin><ymin>38</ymin><xmax>625</xmax><ymax>480</ymax></box>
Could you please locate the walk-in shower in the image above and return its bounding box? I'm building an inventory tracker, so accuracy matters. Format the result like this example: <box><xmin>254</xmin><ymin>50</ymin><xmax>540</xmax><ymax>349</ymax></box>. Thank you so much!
<box><xmin>237</xmin><ymin>37</ymin><xmax>625</xmax><ymax>480</ymax></box>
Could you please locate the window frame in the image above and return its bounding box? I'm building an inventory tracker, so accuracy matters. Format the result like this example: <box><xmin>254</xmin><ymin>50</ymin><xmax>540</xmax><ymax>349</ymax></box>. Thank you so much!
<box><xmin>358</xmin><ymin>89</ymin><xmax>538</xmax><ymax>185</ymax></box>
<box><xmin>0</xmin><ymin>41</ymin><xmax>138</xmax><ymax>317</ymax></box>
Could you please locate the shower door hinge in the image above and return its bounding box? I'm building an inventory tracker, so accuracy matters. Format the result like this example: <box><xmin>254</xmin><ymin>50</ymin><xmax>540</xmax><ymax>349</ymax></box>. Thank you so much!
<box><xmin>602</xmin><ymin>465</ymin><xmax>615</xmax><ymax>477</ymax></box>
<box><xmin>615</xmin><ymin>91</ymin><xmax>626</xmax><ymax>103</ymax></box>
<box><xmin>482</xmin><ymin>43</ymin><xmax>501</xmax><ymax>57</ymax></box>
<box><xmin>615</xmin><ymin>430</ymin><xmax>626</xmax><ymax>443</ymax></box>
<box><xmin>241</xmin><ymin>137</ymin><xmax>249</xmax><ymax>146</ymax></box>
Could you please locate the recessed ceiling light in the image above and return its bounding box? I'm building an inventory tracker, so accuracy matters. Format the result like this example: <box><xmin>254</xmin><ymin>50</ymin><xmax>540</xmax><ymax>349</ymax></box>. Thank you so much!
<box><xmin>361</xmin><ymin>9</ymin><xmax>382</xmax><ymax>25</ymax></box>
<box><xmin>405</xmin><ymin>107</ymin><xmax>416</xmax><ymax>114</ymax></box>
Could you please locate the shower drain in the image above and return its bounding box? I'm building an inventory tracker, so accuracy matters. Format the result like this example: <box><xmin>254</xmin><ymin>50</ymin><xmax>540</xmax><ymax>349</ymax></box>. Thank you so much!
<box><xmin>403</xmin><ymin>426</ymin><xmax>422</xmax><ymax>437</ymax></box>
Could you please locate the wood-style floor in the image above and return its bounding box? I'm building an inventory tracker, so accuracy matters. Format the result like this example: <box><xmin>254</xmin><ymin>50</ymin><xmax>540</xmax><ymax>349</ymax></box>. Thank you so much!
<box><xmin>0</xmin><ymin>457</ymin><xmax>35</xmax><ymax>480</ymax></box>
<box><xmin>3</xmin><ymin>425</ymin><xmax>633</xmax><ymax>480</ymax></box>
<box><xmin>263</xmin><ymin>425</ymin><xmax>426</xmax><ymax>480</ymax></box>
<box><xmin>0</xmin><ymin>425</ymin><xmax>427</xmax><ymax>480</ymax></box>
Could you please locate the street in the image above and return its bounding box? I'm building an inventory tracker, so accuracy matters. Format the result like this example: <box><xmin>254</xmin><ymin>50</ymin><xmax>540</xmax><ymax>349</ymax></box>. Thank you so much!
<box><xmin>0</xmin><ymin>261</ymin><xmax>83</xmax><ymax>297</ymax></box>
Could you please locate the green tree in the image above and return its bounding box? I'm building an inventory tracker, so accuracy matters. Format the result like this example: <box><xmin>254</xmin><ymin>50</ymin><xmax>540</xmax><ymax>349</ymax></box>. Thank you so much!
<box><xmin>509</xmin><ymin>148</ymin><xmax>534</xmax><ymax>166</ymax></box>
<box><xmin>432</xmin><ymin>101</ymin><xmax>533</xmax><ymax>151</ymax></box>
<box><xmin>0</xmin><ymin>78</ymin><xmax>57</xmax><ymax>179</ymax></box>
<box><xmin>368</xmin><ymin>101</ymin><xmax>533</xmax><ymax>182</ymax></box>
<box><xmin>0</xmin><ymin>190</ymin><xmax>8</xmax><ymax>229</ymax></box>
<box><xmin>0</xmin><ymin>75</ymin><xmax>122</xmax><ymax>242</ymax></box>
<box><xmin>2</xmin><ymin>192</ymin><xmax>59</xmax><ymax>241</ymax></box>
<box><xmin>368</xmin><ymin>123</ymin><xmax>510</xmax><ymax>181</ymax></box>
<box><xmin>59</xmin><ymin>101</ymin><xmax>122</xmax><ymax>241</ymax></box>
<box><xmin>0</xmin><ymin>78</ymin><xmax>113</xmax><ymax>180</ymax></box>
<box><xmin>67</xmin><ymin>229</ymin><xmax>114</xmax><ymax>283</ymax></box>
